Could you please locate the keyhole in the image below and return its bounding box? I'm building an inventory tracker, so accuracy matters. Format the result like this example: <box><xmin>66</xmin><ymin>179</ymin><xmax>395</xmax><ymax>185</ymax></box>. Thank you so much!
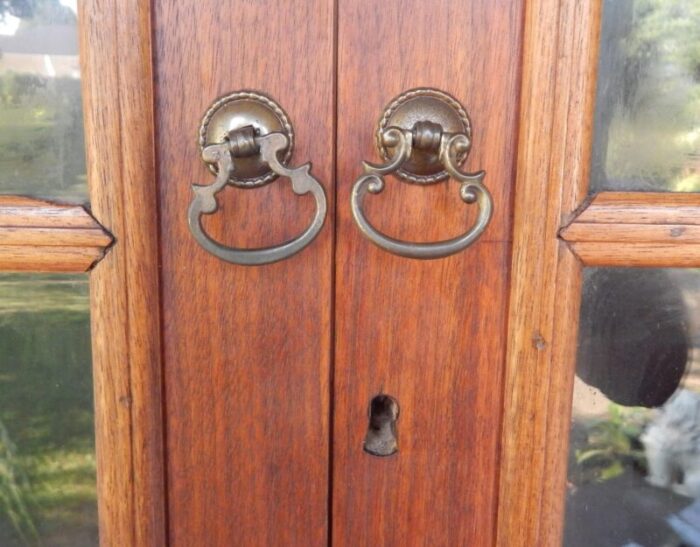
<box><xmin>363</xmin><ymin>394</ymin><xmax>399</xmax><ymax>457</ymax></box>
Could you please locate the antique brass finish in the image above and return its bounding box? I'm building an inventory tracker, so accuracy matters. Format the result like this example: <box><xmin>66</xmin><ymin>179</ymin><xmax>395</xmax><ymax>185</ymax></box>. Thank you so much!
<box><xmin>351</xmin><ymin>88</ymin><xmax>491</xmax><ymax>260</ymax></box>
<box><xmin>377</xmin><ymin>88</ymin><xmax>472</xmax><ymax>184</ymax></box>
<box><xmin>199</xmin><ymin>90</ymin><xmax>293</xmax><ymax>187</ymax></box>
<box><xmin>189</xmin><ymin>94</ymin><xmax>326</xmax><ymax>266</ymax></box>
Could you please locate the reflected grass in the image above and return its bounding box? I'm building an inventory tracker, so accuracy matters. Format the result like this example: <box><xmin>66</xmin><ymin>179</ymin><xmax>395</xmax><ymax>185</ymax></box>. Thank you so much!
<box><xmin>0</xmin><ymin>74</ymin><xmax>87</xmax><ymax>202</ymax></box>
<box><xmin>0</xmin><ymin>274</ymin><xmax>96</xmax><ymax>546</ymax></box>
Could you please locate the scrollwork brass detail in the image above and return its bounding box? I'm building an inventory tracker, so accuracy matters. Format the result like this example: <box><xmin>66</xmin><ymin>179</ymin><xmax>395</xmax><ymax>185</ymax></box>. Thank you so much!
<box><xmin>351</xmin><ymin>95</ymin><xmax>492</xmax><ymax>260</ymax></box>
<box><xmin>189</xmin><ymin>127</ymin><xmax>326</xmax><ymax>266</ymax></box>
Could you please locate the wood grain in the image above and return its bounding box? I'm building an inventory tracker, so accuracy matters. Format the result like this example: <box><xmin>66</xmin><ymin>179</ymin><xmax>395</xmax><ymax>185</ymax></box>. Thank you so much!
<box><xmin>153</xmin><ymin>1</ymin><xmax>335</xmax><ymax>545</ymax></box>
<box><xmin>80</xmin><ymin>1</ymin><xmax>166</xmax><ymax>545</ymax></box>
<box><xmin>0</xmin><ymin>196</ymin><xmax>111</xmax><ymax>271</ymax></box>
<box><xmin>333</xmin><ymin>1</ymin><xmax>523</xmax><ymax>544</ymax></box>
<box><xmin>564</xmin><ymin>224</ymin><xmax>700</xmax><ymax>244</ymax></box>
<box><xmin>567</xmin><ymin>243</ymin><xmax>700</xmax><ymax>267</ymax></box>
<box><xmin>0</xmin><ymin>196</ymin><xmax>108</xmax><ymax>227</ymax></box>
<box><xmin>566</xmin><ymin>192</ymin><xmax>700</xmax><ymax>225</ymax></box>
<box><xmin>561</xmin><ymin>192</ymin><xmax>700</xmax><ymax>265</ymax></box>
<box><xmin>496</xmin><ymin>1</ymin><xmax>601</xmax><ymax>546</ymax></box>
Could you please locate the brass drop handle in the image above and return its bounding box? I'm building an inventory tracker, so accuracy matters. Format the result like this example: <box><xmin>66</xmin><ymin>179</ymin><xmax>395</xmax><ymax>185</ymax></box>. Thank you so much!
<box><xmin>188</xmin><ymin>91</ymin><xmax>327</xmax><ymax>266</ymax></box>
<box><xmin>350</xmin><ymin>88</ymin><xmax>493</xmax><ymax>260</ymax></box>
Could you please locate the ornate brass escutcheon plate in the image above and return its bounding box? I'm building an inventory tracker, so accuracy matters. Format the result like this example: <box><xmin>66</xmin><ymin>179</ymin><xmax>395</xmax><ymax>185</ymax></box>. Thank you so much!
<box><xmin>188</xmin><ymin>91</ymin><xmax>326</xmax><ymax>266</ymax></box>
<box><xmin>377</xmin><ymin>88</ymin><xmax>473</xmax><ymax>184</ymax></box>
<box><xmin>350</xmin><ymin>87</ymin><xmax>492</xmax><ymax>259</ymax></box>
<box><xmin>198</xmin><ymin>90</ymin><xmax>294</xmax><ymax>186</ymax></box>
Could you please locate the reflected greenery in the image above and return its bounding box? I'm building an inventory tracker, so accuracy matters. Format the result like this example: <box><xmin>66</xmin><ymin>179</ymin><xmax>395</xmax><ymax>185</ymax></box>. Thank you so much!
<box><xmin>592</xmin><ymin>0</ymin><xmax>700</xmax><ymax>192</ymax></box>
<box><xmin>565</xmin><ymin>268</ymin><xmax>700</xmax><ymax>546</ymax></box>
<box><xmin>0</xmin><ymin>0</ymin><xmax>86</xmax><ymax>201</ymax></box>
<box><xmin>0</xmin><ymin>274</ymin><xmax>96</xmax><ymax>546</ymax></box>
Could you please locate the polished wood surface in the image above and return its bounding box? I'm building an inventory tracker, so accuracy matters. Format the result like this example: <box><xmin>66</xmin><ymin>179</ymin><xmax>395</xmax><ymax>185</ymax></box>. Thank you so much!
<box><xmin>80</xmin><ymin>1</ymin><xmax>166</xmax><ymax>544</ymax></box>
<box><xmin>75</xmin><ymin>2</ymin><xmax>700</xmax><ymax>545</ymax></box>
<box><xmin>562</xmin><ymin>192</ymin><xmax>700</xmax><ymax>266</ymax></box>
<box><xmin>565</xmin><ymin>224</ymin><xmax>700</xmax><ymax>244</ymax></box>
<box><xmin>570</xmin><ymin>242</ymin><xmax>700</xmax><ymax>266</ymax></box>
<box><xmin>497</xmin><ymin>1</ymin><xmax>601</xmax><ymax>545</ymax></box>
<box><xmin>153</xmin><ymin>1</ymin><xmax>335</xmax><ymax>544</ymax></box>
<box><xmin>561</xmin><ymin>192</ymin><xmax>700</xmax><ymax>228</ymax></box>
<box><xmin>0</xmin><ymin>196</ymin><xmax>111</xmax><ymax>271</ymax></box>
<box><xmin>567</xmin><ymin>192</ymin><xmax>700</xmax><ymax>225</ymax></box>
<box><xmin>333</xmin><ymin>1</ymin><xmax>523</xmax><ymax>544</ymax></box>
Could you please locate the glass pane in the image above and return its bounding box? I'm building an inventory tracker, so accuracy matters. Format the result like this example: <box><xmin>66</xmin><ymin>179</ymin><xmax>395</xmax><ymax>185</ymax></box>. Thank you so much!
<box><xmin>0</xmin><ymin>1</ymin><xmax>87</xmax><ymax>201</ymax></box>
<box><xmin>590</xmin><ymin>0</ymin><xmax>700</xmax><ymax>193</ymax></box>
<box><xmin>0</xmin><ymin>274</ymin><xmax>97</xmax><ymax>546</ymax></box>
<box><xmin>566</xmin><ymin>268</ymin><xmax>700</xmax><ymax>546</ymax></box>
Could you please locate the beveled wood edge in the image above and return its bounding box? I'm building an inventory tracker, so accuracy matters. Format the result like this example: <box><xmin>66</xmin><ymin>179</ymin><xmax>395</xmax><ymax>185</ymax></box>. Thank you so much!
<box><xmin>561</xmin><ymin>192</ymin><xmax>700</xmax><ymax>265</ymax></box>
<box><xmin>565</xmin><ymin>191</ymin><xmax>700</xmax><ymax>226</ymax></box>
<box><xmin>567</xmin><ymin>242</ymin><xmax>700</xmax><ymax>267</ymax></box>
<box><xmin>0</xmin><ymin>196</ymin><xmax>113</xmax><ymax>271</ymax></box>
<box><xmin>80</xmin><ymin>1</ymin><xmax>166</xmax><ymax>545</ymax></box>
<box><xmin>496</xmin><ymin>1</ymin><xmax>600</xmax><ymax>545</ymax></box>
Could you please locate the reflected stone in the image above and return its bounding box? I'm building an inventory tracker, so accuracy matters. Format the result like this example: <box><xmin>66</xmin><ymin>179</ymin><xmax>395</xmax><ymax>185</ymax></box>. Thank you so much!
<box><xmin>576</xmin><ymin>269</ymin><xmax>689</xmax><ymax>408</ymax></box>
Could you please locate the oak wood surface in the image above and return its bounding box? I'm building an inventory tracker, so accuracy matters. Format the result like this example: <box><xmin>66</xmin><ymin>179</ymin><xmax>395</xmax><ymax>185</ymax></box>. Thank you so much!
<box><xmin>496</xmin><ymin>1</ymin><xmax>601</xmax><ymax>546</ymax></box>
<box><xmin>153</xmin><ymin>1</ymin><xmax>335</xmax><ymax>545</ymax></box>
<box><xmin>80</xmin><ymin>1</ymin><xmax>166</xmax><ymax>545</ymax></box>
<box><xmin>333</xmin><ymin>1</ymin><xmax>523</xmax><ymax>544</ymax></box>
<box><xmin>0</xmin><ymin>196</ymin><xmax>111</xmax><ymax>271</ymax></box>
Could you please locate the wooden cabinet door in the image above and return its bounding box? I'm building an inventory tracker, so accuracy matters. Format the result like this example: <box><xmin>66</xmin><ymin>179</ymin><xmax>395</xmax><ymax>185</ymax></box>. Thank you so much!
<box><xmin>332</xmin><ymin>2</ymin><xmax>522</xmax><ymax>545</ymax></box>
<box><xmin>148</xmin><ymin>2</ymin><xmax>522</xmax><ymax>541</ymax></box>
<box><xmin>71</xmin><ymin>1</ymin><xmax>700</xmax><ymax>545</ymax></box>
<box><xmin>79</xmin><ymin>1</ymin><xmax>523</xmax><ymax>545</ymax></box>
<box><xmin>153</xmin><ymin>2</ymin><xmax>335</xmax><ymax>546</ymax></box>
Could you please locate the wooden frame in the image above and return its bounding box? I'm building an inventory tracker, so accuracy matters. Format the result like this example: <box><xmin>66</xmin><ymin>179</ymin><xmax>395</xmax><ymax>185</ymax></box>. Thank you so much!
<box><xmin>498</xmin><ymin>1</ymin><xmax>700</xmax><ymax>546</ymax></box>
<box><xmin>496</xmin><ymin>1</ymin><xmax>599</xmax><ymax>544</ymax></box>
<box><xmin>79</xmin><ymin>1</ymin><xmax>166</xmax><ymax>545</ymax></box>
<box><xmin>6</xmin><ymin>0</ymin><xmax>699</xmax><ymax>545</ymax></box>
<box><xmin>562</xmin><ymin>192</ymin><xmax>700</xmax><ymax>266</ymax></box>
<box><xmin>0</xmin><ymin>2</ymin><xmax>165</xmax><ymax>545</ymax></box>
<box><xmin>0</xmin><ymin>2</ymin><xmax>163</xmax><ymax>544</ymax></box>
<box><xmin>0</xmin><ymin>196</ymin><xmax>111</xmax><ymax>271</ymax></box>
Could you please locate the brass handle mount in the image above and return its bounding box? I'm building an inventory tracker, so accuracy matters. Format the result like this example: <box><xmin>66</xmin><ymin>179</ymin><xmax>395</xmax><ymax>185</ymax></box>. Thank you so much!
<box><xmin>189</xmin><ymin>91</ymin><xmax>326</xmax><ymax>266</ymax></box>
<box><xmin>351</xmin><ymin>88</ymin><xmax>492</xmax><ymax>260</ymax></box>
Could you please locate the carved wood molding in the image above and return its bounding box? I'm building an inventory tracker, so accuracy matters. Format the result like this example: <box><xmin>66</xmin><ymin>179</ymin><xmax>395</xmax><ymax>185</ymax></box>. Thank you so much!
<box><xmin>0</xmin><ymin>196</ymin><xmax>112</xmax><ymax>272</ymax></box>
<box><xmin>560</xmin><ymin>192</ymin><xmax>700</xmax><ymax>266</ymax></box>
<box><xmin>80</xmin><ymin>0</ymin><xmax>166</xmax><ymax>544</ymax></box>
<box><xmin>497</xmin><ymin>0</ymin><xmax>601</xmax><ymax>545</ymax></box>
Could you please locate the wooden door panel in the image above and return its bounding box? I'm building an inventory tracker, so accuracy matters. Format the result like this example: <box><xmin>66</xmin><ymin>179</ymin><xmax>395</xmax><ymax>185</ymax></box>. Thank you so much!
<box><xmin>333</xmin><ymin>1</ymin><xmax>523</xmax><ymax>544</ymax></box>
<box><xmin>153</xmin><ymin>2</ymin><xmax>334</xmax><ymax>545</ymax></box>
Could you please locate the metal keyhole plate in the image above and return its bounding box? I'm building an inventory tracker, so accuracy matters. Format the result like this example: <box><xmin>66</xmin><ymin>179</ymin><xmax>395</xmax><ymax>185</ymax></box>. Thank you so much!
<box><xmin>364</xmin><ymin>394</ymin><xmax>399</xmax><ymax>457</ymax></box>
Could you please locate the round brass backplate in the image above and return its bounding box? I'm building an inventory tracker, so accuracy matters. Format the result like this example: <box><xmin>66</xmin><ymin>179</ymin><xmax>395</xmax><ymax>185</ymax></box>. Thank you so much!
<box><xmin>199</xmin><ymin>90</ymin><xmax>293</xmax><ymax>187</ymax></box>
<box><xmin>377</xmin><ymin>88</ymin><xmax>472</xmax><ymax>184</ymax></box>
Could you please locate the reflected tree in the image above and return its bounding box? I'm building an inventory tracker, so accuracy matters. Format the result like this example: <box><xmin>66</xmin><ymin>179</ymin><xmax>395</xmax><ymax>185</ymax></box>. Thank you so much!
<box><xmin>0</xmin><ymin>0</ymin><xmax>85</xmax><ymax>201</ymax></box>
<box><xmin>592</xmin><ymin>0</ymin><xmax>700</xmax><ymax>192</ymax></box>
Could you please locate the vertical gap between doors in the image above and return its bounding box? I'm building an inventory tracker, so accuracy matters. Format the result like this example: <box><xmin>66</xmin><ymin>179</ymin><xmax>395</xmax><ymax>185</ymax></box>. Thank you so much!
<box><xmin>328</xmin><ymin>0</ymin><xmax>339</xmax><ymax>544</ymax></box>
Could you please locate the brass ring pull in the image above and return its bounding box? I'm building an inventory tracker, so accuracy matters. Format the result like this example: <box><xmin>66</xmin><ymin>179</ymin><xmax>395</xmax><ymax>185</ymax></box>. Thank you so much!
<box><xmin>189</xmin><ymin>129</ymin><xmax>327</xmax><ymax>265</ymax></box>
<box><xmin>351</xmin><ymin>121</ymin><xmax>492</xmax><ymax>260</ymax></box>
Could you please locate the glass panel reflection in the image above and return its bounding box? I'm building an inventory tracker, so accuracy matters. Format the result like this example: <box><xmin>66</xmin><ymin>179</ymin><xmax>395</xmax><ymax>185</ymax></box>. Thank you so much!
<box><xmin>0</xmin><ymin>1</ymin><xmax>86</xmax><ymax>201</ymax></box>
<box><xmin>0</xmin><ymin>274</ymin><xmax>96</xmax><ymax>546</ymax></box>
<box><xmin>590</xmin><ymin>0</ymin><xmax>700</xmax><ymax>192</ymax></box>
<box><xmin>566</xmin><ymin>268</ymin><xmax>700</xmax><ymax>547</ymax></box>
